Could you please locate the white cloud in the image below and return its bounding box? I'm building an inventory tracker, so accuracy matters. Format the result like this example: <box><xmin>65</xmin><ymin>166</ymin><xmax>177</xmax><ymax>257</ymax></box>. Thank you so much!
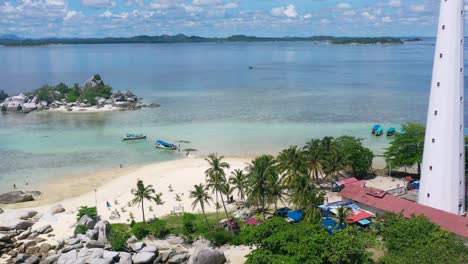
<box><xmin>387</xmin><ymin>0</ymin><xmax>402</xmax><ymax>8</ymax></box>
<box><xmin>337</xmin><ymin>3</ymin><xmax>351</xmax><ymax>9</ymax></box>
<box><xmin>64</xmin><ymin>10</ymin><xmax>77</xmax><ymax>20</ymax></box>
<box><xmin>223</xmin><ymin>3</ymin><xmax>238</xmax><ymax>10</ymax></box>
<box><xmin>100</xmin><ymin>10</ymin><xmax>113</xmax><ymax>18</ymax></box>
<box><xmin>271</xmin><ymin>4</ymin><xmax>298</xmax><ymax>18</ymax></box>
<box><xmin>82</xmin><ymin>0</ymin><xmax>116</xmax><ymax>8</ymax></box>
<box><xmin>193</xmin><ymin>0</ymin><xmax>222</xmax><ymax>6</ymax></box>
<box><xmin>362</xmin><ymin>11</ymin><xmax>377</xmax><ymax>21</ymax></box>
<box><xmin>382</xmin><ymin>16</ymin><xmax>392</xmax><ymax>23</ymax></box>
<box><xmin>410</xmin><ymin>5</ymin><xmax>425</xmax><ymax>12</ymax></box>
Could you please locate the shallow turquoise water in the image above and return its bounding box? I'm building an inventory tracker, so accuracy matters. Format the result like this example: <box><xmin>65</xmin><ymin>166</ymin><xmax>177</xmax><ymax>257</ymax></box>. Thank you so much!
<box><xmin>0</xmin><ymin>40</ymin><xmax>458</xmax><ymax>192</ymax></box>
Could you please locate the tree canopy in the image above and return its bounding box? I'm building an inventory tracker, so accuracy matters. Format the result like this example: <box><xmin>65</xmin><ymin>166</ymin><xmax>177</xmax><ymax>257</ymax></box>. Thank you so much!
<box><xmin>383</xmin><ymin>123</ymin><xmax>425</xmax><ymax>175</ymax></box>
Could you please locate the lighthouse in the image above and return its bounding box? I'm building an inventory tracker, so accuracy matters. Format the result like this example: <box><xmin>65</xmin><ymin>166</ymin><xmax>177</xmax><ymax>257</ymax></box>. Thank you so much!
<box><xmin>418</xmin><ymin>0</ymin><xmax>466</xmax><ymax>215</ymax></box>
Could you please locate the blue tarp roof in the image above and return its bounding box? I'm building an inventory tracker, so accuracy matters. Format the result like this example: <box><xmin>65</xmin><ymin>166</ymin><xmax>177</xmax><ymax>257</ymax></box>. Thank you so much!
<box><xmin>358</xmin><ymin>219</ymin><xmax>371</xmax><ymax>225</ymax></box>
<box><xmin>156</xmin><ymin>140</ymin><xmax>174</xmax><ymax>147</ymax></box>
<box><xmin>286</xmin><ymin>209</ymin><xmax>303</xmax><ymax>222</ymax></box>
<box><xmin>276</xmin><ymin>207</ymin><xmax>292</xmax><ymax>214</ymax></box>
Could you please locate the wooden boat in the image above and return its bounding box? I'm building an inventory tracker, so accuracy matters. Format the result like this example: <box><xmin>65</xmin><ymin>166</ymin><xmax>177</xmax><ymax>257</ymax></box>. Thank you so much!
<box><xmin>155</xmin><ymin>140</ymin><xmax>177</xmax><ymax>150</ymax></box>
<box><xmin>122</xmin><ymin>133</ymin><xmax>146</xmax><ymax>141</ymax></box>
<box><xmin>372</xmin><ymin>124</ymin><xmax>381</xmax><ymax>134</ymax></box>
<box><xmin>387</xmin><ymin>127</ymin><xmax>396</xmax><ymax>136</ymax></box>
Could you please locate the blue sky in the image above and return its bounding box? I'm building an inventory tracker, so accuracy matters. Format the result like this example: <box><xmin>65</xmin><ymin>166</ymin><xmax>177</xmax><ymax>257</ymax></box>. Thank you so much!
<box><xmin>0</xmin><ymin>0</ymin><xmax>458</xmax><ymax>38</ymax></box>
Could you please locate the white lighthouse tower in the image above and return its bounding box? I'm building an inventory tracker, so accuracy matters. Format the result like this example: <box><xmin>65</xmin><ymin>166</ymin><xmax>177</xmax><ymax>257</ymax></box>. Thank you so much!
<box><xmin>418</xmin><ymin>0</ymin><xmax>465</xmax><ymax>215</ymax></box>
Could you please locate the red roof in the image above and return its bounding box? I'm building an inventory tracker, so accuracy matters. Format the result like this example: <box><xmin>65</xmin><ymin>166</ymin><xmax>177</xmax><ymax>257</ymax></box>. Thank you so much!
<box><xmin>338</xmin><ymin>177</ymin><xmax>359</xmax><ymax>185</ymax></box>
<box><xmin>246</xmin><ymin>218</ymin><xmax>262</xmax><ymax>226</ymax></box>
<box><xmin>340</xmin><ymin>184</ymin><xmax>468</xmax><ymax>237</ymax></box>
<box><xmin>347</xmin><ymin>210</ymin><xmax>374</xmax><ymax>224</ymax></box>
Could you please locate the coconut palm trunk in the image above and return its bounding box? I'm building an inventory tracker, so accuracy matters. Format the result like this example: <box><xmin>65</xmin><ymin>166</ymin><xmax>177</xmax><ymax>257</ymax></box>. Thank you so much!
<box><xmin>141</xmin><ymin>199</ymin><xmax>145</xmax><ymax>222</ymax></box>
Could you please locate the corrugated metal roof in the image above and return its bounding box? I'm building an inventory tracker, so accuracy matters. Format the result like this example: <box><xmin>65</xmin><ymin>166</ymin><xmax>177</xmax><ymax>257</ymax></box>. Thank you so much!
<box><xmin>340</xmin><ymin>184</ymin><xmax>468</xmax><ymax>237</ymax></box>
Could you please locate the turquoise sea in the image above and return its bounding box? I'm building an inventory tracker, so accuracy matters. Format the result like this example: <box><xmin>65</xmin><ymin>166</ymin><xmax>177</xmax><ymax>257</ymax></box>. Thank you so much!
<box><xmin>0</xmin><ymin>39</ymin><xmax>458</xmax><ymax>192</ymax></box>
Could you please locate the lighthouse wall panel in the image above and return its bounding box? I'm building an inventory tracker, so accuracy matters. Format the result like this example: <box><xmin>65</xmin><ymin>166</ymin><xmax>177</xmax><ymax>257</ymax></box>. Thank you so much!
<box><xmin>418</xmin><ymin>0</ymin><xmax>465</xmax><ymax>215</ymax></box>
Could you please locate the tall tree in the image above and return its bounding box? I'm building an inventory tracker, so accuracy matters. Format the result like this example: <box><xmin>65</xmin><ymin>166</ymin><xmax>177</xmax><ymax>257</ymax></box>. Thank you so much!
<box><xmin>268</xmin><ymin>175</ymin><xmax>287</xmax><ymax>212</ymax></box>
<box><xmin>336</xmin><ymin>206</ymin><xmax>350</xmax><ymax>227</ymax></box>
<box><xmin>190</xmin><ymin>184</ymin><xmax>212</xmax><ymax>231</ymax></box>
<box><xmin>334</xmin><ymin>136</ymin><xmax>374</xmax><ymax>179</ymax></box>
<box><xmin>205</xmin><ymin>153</ymin><xmax>231</xmax><ymax>224</ymax></box>
<box><xmin>131</xmin><ymin>179</ymin><xmax>162</xmax><ymax>222</ymax></box>
<box><xmin>321</xmin><ymin>147</ymin><xmax>346</xmax><ymax>180</ymax></box>
<box><xmin>246</xmin><ymin>155</ymin><xmax>278</xmax><ymax>220</ymax></box>
<box><xmin>383</xmin><ymin>123</ymin><xmax>425</xmax><ymax>175</ymax></box>
<box><xmin>303</xmin><ymin>139</ymin><xmax>324</xmax><ymax>181</ymax></box>
<box><xmin>289</xmin><ymin>175</ymin><xmax>325</xmax><ymax>224</ymax></box>
<box><xmin>229</xmin><ymin>169</ymin><xmax>247</xmax><ymax>202</ymax></box>
<box><xmin>277</xmin><ymin>146</ymin><xmax>308</xmax><ymax>188</ymax></box>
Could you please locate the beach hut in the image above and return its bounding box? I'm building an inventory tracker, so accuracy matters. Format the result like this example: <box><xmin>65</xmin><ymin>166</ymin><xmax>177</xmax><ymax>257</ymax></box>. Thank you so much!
<box><xmin>285</xmin><ymin>209</ymin><xmax>303</xmax><ymax>223</ymax></box>
<box><xmin>331</xmin><ymin>177</ymin><xmax>366</xmax><ymax>192</ymax></box>
<box><xmin>347</xmin><ymin>210</ymin><xmax>374</xmax><ymax>225</ymax></box>
<box><xmin>220</xmin><ymin>218</ymin><xmax>240</xmax><ymax>233</ymax></box>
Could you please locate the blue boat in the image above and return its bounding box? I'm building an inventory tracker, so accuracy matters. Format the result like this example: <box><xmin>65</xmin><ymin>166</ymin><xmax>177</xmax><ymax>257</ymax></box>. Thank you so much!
<box><xmin>375</xmin><ymin>126</ymin><xmax>384</xmax><ymax>136</ymax></box>
<box><xmin>155</xmin><ymin>140</ymin><xmax>177</xmax><ymax>150</ymax></box>
<box><xmin>398</xmin><ymin>129</ymin><xmax>407</xmax><ymax>135</ymax></box>
<box><xmin>372</xmin><ymin>124</ymin><xmax>381</xmax><ymax>134</ymax></box>
<box><xmin>387</xmin><ymin>127</ymin><xmax>396</xmax><ymax>136</ymax></box>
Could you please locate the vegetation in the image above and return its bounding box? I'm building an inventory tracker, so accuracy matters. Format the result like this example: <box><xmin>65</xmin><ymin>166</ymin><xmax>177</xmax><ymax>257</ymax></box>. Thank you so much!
<box><xmin>205</xmin><ymin>154</ymin><xmax>231</xmax><ymax>226</ymax></box>
<box><xmin>77</xmin><ymin>206</ymin><xmax>97</xmax><ymax>220</ymax></box>
<box><xmin>378</xmin><ymin>214</ymin><xmax>468</xmax><ymax>264</ymax></box>
<box><xmin>189</xmin><ymin>184</ymin><xmax>212</xmax><ymax>231</ymax></box>
<box><xmin>131</xmin><ymin>179</ymin><xmax>163</xmax><ymax>222</ymax></box>
<box><xmin>75</xmin><ymin>224</ymin><xmax>88</xmax><ymax>235</ymax></box>
<box><xmin>229</xmin><ymin>169</ymin><xmax>247</xmax><ymax>202</ymax></box>
<box><xmin>109</xmin><ymin>223</ymin><xmax>132</xmax><ymax>251</ymax></box>
<box><xmin>131</xmin><ymin>219</ymin><xmax>170</xmax><ymax>240</ymax></box>
<box><xmin>0</xmin><ymin>35</ymin><xmax>403</xmax><ymax>46</ymax></box>
<box><xmin>383</xmin><ymin>123</ymin><xmax>425</xmax><ymax>175</ymax></box>
<box><xmin>23</xmin><ymin>76</ymin><xmax>113</xmax><ymax>105</ymax></box>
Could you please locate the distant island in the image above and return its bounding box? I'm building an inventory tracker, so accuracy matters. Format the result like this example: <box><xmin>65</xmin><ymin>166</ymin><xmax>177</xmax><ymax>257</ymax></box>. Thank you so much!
<box><xmin>0</xmin><ymin>74</ymin><xmax>158</xmax><ymax>113</ymax></box>
<box><xmin>0</xmin><ymin>34</ymin><xmax>403</xmax><ymax>46</ymax></box>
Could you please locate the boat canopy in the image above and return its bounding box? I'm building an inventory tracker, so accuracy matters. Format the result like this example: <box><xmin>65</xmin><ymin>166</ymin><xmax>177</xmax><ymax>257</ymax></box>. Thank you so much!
<box><xmin>387</xmin><ymin>127</ymin><xmax>396</xmax><ymax>133</ymax></box>
<box><xmin>376</xmin><ymin>127</ymin><xmax>384</xmax><ymax>133</ymax></box>
<box><xmin>127</xmin><ymin>133</ymin><xmax>144</xmax><ymax>137</ymax></box>
<box><xmin>398</xmin><ymin>129</ymin><xmax>407</xmax><ymax>134</ymax></box>
<box><xmin>373</xmin><ymin>124</ymin><xmax>381</xmax><ymax>130</ymax></box>
<box><xmin>156</xmin><ymin>140</ymin><xmax>174</xmax><ymax>147</ymax></box>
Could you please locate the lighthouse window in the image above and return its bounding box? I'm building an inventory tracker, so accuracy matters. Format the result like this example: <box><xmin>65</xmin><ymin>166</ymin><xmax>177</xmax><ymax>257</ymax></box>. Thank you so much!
<box><xmin>427</xmin><ymin>193</ymin><xmax>430</xmax><ymax>198</ymax></box>
<box><xmin>442</xmin><ymin>25</ymin><xmax>445</xmax><ymax>30</ymax></box>
<box><xmin>437</xmin><ymin>82</ymin><xmax>440</xmax><ymax>87</ymax></box>
<box><xmin>439</xmin><ymin>53</ymin><xmax>443</xmax><ymax>58</ymax></box>
<box><xmin>460</xmin><ymin>97</ymin><xmax>464</xmax><ymax>102</ymax></box>
<box><xmin>429</xmin><ymin>166</ymin><xmax>432</xmax><ymax>171</ymax></box>
<box><xmin>460</xmin><ymin>125</ymin><xmax>464</xmax><ymax>130</ymax></box>
<box><xmin>434</xmin><ymin>110</ymin><xmax>438</xmax><ymax>115</ymax></box>
<box><xmin>460</xmin><ymin>153</ymin><xmax>463</xmax><ymax>158</ymax></box>
<box><xmin>461</xmin><ymin>68</ymin><xmax>464</xmax><ymax>73</ymax></box>
<box><xmin>432</xmin><ymin>138</ymin><xmax>435</xmax><ymax>143</ymax></box>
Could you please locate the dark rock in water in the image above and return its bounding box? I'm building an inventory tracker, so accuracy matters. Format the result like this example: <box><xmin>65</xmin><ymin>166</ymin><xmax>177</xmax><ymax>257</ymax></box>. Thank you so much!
<box><xmin>0</xmin><ymin>191</ymin><xmax>34</xmax><ymax>204</ymax></box>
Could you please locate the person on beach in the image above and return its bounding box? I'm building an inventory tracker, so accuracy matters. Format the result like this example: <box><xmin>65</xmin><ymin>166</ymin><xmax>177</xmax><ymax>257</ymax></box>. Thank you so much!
<box><xmin>106</xmin><ymin>201</ymin><xmax>111</xmax><ymax>209</ymax></box>
<box><xmin>13</xmin><ymin>184</ymin><xmax>16</xmax><ymax>189</ymax></box>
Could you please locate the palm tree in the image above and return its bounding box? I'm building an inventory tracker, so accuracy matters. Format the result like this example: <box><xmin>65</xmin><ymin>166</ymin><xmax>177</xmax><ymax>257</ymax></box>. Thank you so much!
<box><xmin>322</xmin><ymin>148</ymin><xmax>346</xmax><ymax>180</ymax></box>
<box><xmin>205</xmin><ymin>153</ymin><xmax>231</xmax><ymax>224</ymax></box>
<box><xmin>221</xmin><ymin>182</ymin><xmax>234</xmax><ymax>204</ymax></box>
<box><xmin>268</xmin><ymin>176</ymin><xmax>287</xmax><ymax>212</ymax></box>
<box><xmin>336</xmin><ymin>206</ymin><xmax>350</xmax><ymax>227</ymax></box>
<box><xmin>289</xmin><ymin>175</ymin><xmax>325</xmax><ymax>224</ymax></box>
<box><xmin>303</xmin><ymin>139</ymin><xmax>324</xmax><ymax>181</ymax></box>
<box><xmin>277</xmin><ymin>146</ymin><xmax>308</xmax><ymax>188</ymax></box>
<box><xmin>190</xmin><ymin>184</ymin><xmax>212</xmax><ymax>230</ymax></box>
<box><xmin>131</xmin><ymin>179</ymin><xmax>162</xmax><ymax>222</ymax></box>
<box><xmin>246</xmin><ymin>155</ymin><xmax>278</xmax><ymax>220</ymax></box>
<box><xmin>229</xmin><ymin>169</ymin><xmax>247</xmax><ymax>202</ymax></box>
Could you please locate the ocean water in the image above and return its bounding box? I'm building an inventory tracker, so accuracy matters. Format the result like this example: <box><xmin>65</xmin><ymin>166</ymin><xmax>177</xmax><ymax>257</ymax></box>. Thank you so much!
<box><xmin>0</xmin><ymin>39</ymin><xmax>458</xmax><ymax>192</ymax></box>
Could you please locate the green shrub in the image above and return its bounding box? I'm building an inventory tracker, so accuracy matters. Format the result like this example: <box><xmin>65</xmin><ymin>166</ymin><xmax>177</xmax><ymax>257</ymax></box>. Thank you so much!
<box><xmin>77</xmin><ymin>206</ymin><xmax>97</xmax><ymax>220</ymax></box>
<box><xmin>205</xmin><ymin>230</ymin><xmax>234</xmax><ymax>247</ymax></box>
<box><xmin>93</xmin><ymin>74</ymin><xmax>102</xmax><ymax>81</ymax></box>
<box><xmin>182</xmin><ymin>213</ymin><xmax>196</xmax><ymax>234</ymax></box>
<box><xmin>67</xmin><ymin>86</ymin><xmax>80</xmax><ymax>102</ymax></box>
<box><xmin>147</xmin><ymin>219</ymin><xmax>170</xmax><ymax>238</ymax></box>
<box><xmin>75</xmin><ymin>224</ymin><xmax>87</xmax><ymax>235</ymax></box>
<box><xmin>80</xmin><ymin>84</ymin><xmax>112</xmax><ymax>105</ymax></box>
<box><xmin>109</xmin><ymin>223</ymin><xmax>131</xmax><ymax>251</ymax></box>
<box><xmin>131</xmin><ymin>222</ymin><xmax>150</xmax><ymax>240</ymax></box>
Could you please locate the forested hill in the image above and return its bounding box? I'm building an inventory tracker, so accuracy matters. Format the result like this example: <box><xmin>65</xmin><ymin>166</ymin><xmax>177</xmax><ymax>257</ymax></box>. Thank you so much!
<box><xmin>0</xmin><ymin>34</ymin><xmax>403</xmax><ymax>46</ymax></box>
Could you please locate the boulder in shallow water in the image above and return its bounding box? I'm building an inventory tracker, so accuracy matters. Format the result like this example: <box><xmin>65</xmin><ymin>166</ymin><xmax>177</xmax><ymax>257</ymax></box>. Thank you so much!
<box><xmin>0</xmin><ymin>191</ymin><xmax>34</xmax><ymax>204</ymax></box>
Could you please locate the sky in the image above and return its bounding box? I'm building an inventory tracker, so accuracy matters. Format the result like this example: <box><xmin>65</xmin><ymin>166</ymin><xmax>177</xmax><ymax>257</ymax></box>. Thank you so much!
<box><xmin>0</xmin><ymin>0</ymin><xmax>462</xmax><ymax>38</ymax></box>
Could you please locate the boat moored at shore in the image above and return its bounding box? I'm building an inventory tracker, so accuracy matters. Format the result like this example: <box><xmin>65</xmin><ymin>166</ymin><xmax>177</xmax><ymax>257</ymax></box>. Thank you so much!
<box><xmin>387</xmin><ymin>127</ymin><xmax>396</xmax><ymax>136</ymax></box>
<box><xmin>122</xmin><ymin>133</ymin><xmax>147</xmax><ymax>141</ymax></box>
<box><xmin>155</xmin><ymin>140</ymin><xmax>178</xmax><ymax>150</ymax></box>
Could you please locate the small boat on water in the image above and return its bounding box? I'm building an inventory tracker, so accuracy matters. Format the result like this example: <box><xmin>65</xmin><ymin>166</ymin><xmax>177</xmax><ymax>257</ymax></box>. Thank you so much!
<box><xmin>155</xmin><ymin>140</ymin><xmax>178</xmax><ymax>150</ymax></box>
<box><xmin>372</xmin><ymin>124</ymin><xmax>381</xmax><ymax>134</ymax></box>
<box><xmin>122</xmin><ymin>133</ymin><xmax>147</xmax><ymax>141</ymax></box>
<box><xmin>387</xmin><ymin>127</ymin><xmax>396</xmax><ymax>136</ymax></box>
<box><xmin>375</xmin><ymin>126</ymin><xmax>384</xmax><ymax>136</ymax></box>
<box><xmin>398</xmin><ymin>129</ymin><xmax>407</xmax><ymax>135</ymax></box>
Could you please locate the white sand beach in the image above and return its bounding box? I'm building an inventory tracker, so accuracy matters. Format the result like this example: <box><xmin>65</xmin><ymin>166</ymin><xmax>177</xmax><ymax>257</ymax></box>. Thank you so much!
<box><xmin>47</xmin><ymin>105</ymin><xmax>121</xmax><ymax>113</ymax></box>
<box><xmin>1</xmin><ymin>156</ymin><xmax>404</xmax><ymax>263</ymax></box>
